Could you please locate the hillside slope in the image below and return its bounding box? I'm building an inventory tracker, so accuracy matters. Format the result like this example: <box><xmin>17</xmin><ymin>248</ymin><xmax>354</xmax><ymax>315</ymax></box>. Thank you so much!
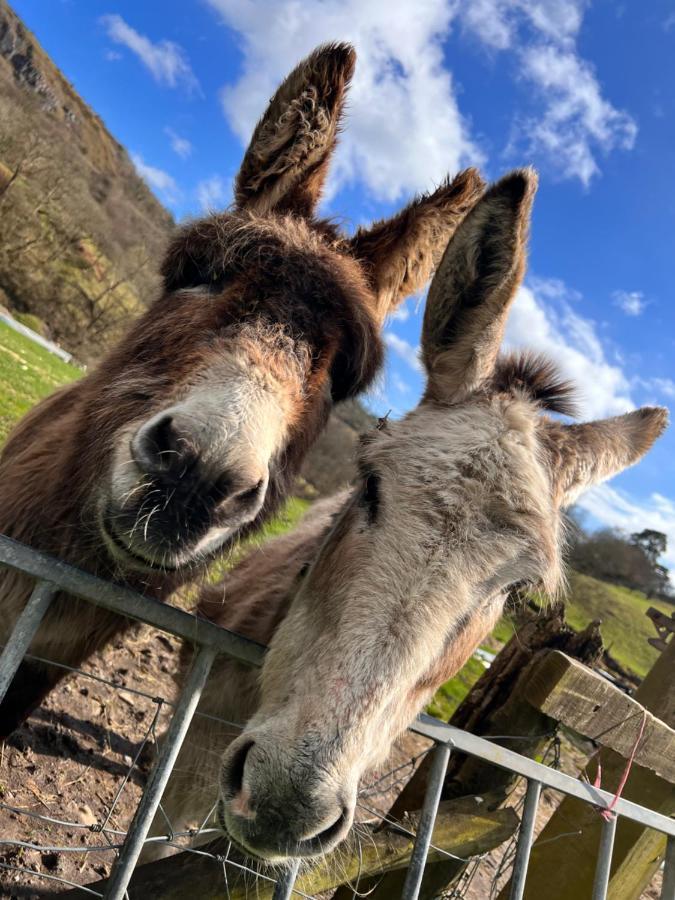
<box><xmin>0</xmin><ymin>1</ymin><xmax>173</xmax><ymax>362</ymax></box>
<box><xmin>563</xmin><ymin>570</ymin><xmax>671</xmax><ymax>678</ymax></box>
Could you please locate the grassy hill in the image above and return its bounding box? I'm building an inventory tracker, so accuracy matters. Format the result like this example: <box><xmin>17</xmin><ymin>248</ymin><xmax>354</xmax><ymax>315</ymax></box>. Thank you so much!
<box><xmin>0</xmin><ymin>1</ymin><xmax>173</xmax><ymax>364</ymax></box>
<box><xmin>0</xmin><ymin>320</ymin><xmax>80</xmax><ymax>441</ymax></box>
<box><xmin>564</xmin><ymin>570</ymin><xmax>671</xmax><ymax>678</ymax></box>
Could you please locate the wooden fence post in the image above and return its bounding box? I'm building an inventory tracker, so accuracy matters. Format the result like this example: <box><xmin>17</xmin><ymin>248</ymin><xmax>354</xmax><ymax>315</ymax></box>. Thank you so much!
<box><xmin>498</xmin><ymin>637</ymin><xmax>675</xmax><ymax>900</ymax></box>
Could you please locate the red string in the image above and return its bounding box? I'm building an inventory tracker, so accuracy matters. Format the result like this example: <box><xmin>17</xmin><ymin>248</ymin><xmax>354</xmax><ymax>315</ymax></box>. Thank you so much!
<box><xmin>590</xmin><ymin>709</ymin><xmax>648</xmax><ymax>822</ymax></box>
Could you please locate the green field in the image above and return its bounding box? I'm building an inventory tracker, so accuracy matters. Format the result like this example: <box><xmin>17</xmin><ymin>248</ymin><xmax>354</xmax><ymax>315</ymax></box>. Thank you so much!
<box><xmin>564</xmin><ymin>571</ymin><xmax>671</xmax><ymax>678</ymax></box>
<box><xmin>427</xmin><ymin>573</ymin><xmax>672</xmax><ymax>721</ymax></box>
<box><xmin>0</xmin><ymin>320</ymin><xmax>669</xmax><ymax>718</ymax></box>
<box><xmin>0</xmin><ymin>320</ymin><xmax>81</xmax><ymax>442</ymax></box>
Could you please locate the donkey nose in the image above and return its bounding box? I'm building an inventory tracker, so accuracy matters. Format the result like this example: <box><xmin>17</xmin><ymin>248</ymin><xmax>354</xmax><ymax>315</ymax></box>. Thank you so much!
<box><xmin>132</xmin><ymin>415</ymin><xmax>269</xmax><ymax>509</ymax></box>
<box><xmin>131</xmin><ymin>413</ymin><xmax>196</xmax><ymax>475</ymax></box>
<box><xmin>221</xmin><ymin>737</ymin><xmax>353</xmax><ymax>859</ymax></box>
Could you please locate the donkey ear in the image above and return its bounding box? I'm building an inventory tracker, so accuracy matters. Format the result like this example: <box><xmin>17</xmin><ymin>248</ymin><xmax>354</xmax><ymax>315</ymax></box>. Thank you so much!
<box><xmin>234</xmin><ymin>43</ymin><xmax>355</xmax><ymax>217</ymax></box>
<box><xmin>348</xmin><ymin>168</ymin><xmax>485</xmax><ymax>322</ymax></box>
<box><xmin>421</xmin><ymin>169</ymin><xmax>537</xmax><ymax>402</ymax></box>
<box><xmin>542</xmin><ymin>407</ymin><xmax>668</xmax><ymax>508</ymax></box>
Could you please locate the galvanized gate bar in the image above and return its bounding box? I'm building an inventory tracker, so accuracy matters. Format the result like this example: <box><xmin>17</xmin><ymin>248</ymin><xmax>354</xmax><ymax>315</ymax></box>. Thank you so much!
<box><xmin>0</xmin><ymin>580</ymin><xmax>56</xmax><ymax>703</ymax></box>
<box><xmin>401</xmin><ymin>741</ymin><xmax>452</xmax><ymax>900</ymax></box>
<box><xmin>661</xmin><ymin>835</ymin><xmax>675</xmax><ymax>900</ymax></box>
<box><xmin>509</xmin><ymin>779</ymin><xmax>541</xmax><ymax>900</ymax></box>
<box><xmin>411</xmin><ymin>715</ymin><xmax>675</xmax><ymax>838</ymax></box>
<box><xmin>272</xmin><ymin>859</ymin><xmax>301</xmax><ymax>900</ymax></box>
<box><xmin>103</xmin><ymin>645</ymin><xmax>217</xmax><ymax>900</ymax></box>
<box><xmin>2</xmin><ymin>536</ymin><xmax>674</xmax><ymax>899</ymax></box>
<box><xmin>0</xmin><ymin>534</ymin><xmax>265</xmax><ymax>667</ymax></box>
<box><xmin>591</xmin><ymin>814</ymin><xmax>618</xmax><ymax>900</ymax></box>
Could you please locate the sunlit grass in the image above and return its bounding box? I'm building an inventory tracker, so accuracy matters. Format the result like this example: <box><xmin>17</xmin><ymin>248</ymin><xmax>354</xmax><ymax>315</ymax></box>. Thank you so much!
<box><xmin>0</xmin><ymin>320</ymin><xmax>81</xmax><ymax>443</ymax></box>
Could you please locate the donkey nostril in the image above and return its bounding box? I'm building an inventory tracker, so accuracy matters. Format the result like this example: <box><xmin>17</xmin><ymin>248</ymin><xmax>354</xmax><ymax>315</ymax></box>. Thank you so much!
<box><xmin>302</xmin><ymin>805</ymin><xmax>350</xmax><ymax>845</ymax></box>
<box><xmin>132</xmin><ymin>414</ymin><xmax>195</xmax><ymax>475</ymax></box>
<box><xmin>224</xmin><ymin>739</ymin><xmax>255</xmax><ymax>799</ymax></box>
<box><xmin>235</xmin><ymin>478</ymin><xmax>266</xmax><ymax>507</ymax></box>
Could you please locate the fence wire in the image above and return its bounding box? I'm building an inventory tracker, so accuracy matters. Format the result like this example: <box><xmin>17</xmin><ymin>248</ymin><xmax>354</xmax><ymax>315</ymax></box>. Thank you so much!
<box><xmin>0</xmin><ymin>640</ymin><xmax>460</xmax><ymax>898</ymax></box>
<box><xmin>0</xmin><ymin>535</ymin><xmax>674</xmax><ymax>900</ymax></box>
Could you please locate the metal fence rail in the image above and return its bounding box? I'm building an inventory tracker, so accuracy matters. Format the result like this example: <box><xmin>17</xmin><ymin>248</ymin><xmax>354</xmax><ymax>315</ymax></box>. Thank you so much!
<box><xmin>0</xmin><ymin>532</ymin><xmax>673</xmax><ymax>900</ymax></box>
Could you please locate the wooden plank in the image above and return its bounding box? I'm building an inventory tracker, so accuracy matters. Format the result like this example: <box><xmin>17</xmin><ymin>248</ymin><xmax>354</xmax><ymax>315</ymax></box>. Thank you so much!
<box><xmin>67</xmin><ymin>799</ymin><xmax>518</xmax><ymax>899</ymax></box>
<box><xmin>523</xmin><ymin>650</ymin><xmax>675</xmax><ymax>783</ymax></box>
<box><xmin>499</xmin><ymin>637</ymin><xmax>675</xmax><ymax>900</ymax></box>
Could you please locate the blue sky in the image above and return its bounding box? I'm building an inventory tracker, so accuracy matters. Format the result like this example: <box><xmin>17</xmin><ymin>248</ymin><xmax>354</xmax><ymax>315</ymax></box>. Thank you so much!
<box><xmin>13</xmin><ymin>0</ymin><xmax>675</xmax><ymax>568</ymax></box>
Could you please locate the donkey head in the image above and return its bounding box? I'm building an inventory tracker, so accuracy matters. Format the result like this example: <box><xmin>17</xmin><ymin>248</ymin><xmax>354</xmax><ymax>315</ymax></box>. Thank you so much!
<box><xmin>92</xmin><ymin>43</ymin><xmax>483</xmax><ymax>574</ymax></box>
<box><xmin>217</xmin><ymin>170</ymin><xmax>667</xmax><ymax>861</ymax></box>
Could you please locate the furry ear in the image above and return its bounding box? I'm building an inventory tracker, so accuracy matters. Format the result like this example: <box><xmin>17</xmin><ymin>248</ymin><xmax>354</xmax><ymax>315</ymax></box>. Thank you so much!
<box><xmin>421</xmin><ymin>169</ymin><xmax>537</xmax><ymax>402</ymax></box>
<box><xmin>541</xmin><ymin>407</ymin><xmax>668</xmax><ymax>507</ymax></box>
<box><xmin>348</xmin><ymin>168</ymin><xmax>484</xmax><ymax>322</ymax></box>
<box><xmin>234</xmin><ymin>43</ymin><xmax>355</xmax><ymax>216</ymax></box>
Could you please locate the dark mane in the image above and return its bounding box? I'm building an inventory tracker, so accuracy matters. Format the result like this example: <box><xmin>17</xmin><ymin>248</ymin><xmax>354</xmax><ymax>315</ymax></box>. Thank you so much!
<box><xmin>492</xmin><ymin>351</ymin><xmax>577</xmax><ymax>416</ymax></box>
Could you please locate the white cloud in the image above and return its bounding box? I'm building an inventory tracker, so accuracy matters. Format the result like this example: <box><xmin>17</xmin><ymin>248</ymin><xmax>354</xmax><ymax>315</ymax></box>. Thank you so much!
<box><xmin>579</xmin><ymin>485</ymin><xmax>675</xmax><ymax>570</ymax></box>
<box><xmin>517</xmin><ymin>44</ymin><xmax>636</xmax><ymax>185</ymax></box>
<box><xmin>632</xmin><ymin>376</ymin><xmax>675</xmax><ymax>401</ymax></box>
<box><xmin>649</xmin><ymin>378</ymin><xmax>675</xmax><ymax>399</ymax></box>
<box><xmin>196</xmin><ymin>175</ymin><xmax>231</xmax><ymax>211</ymax></box>
<box><xmin>101</xmin><ymin>14</ymin><xmax>199</xmax><ymax>92</ymax></box>
<box><xmin>206</xmin><ymin>0</ymin><xmax>635</xmax><ymax>196</ymax></box>
<box><xmin>206</xmin><ymin>0</ymin><xmax>482</xmax><ymax>204</ymax></box>
<box><xmin>613</xmin><ymin>289</ymin><xmax>647</xmax><ymax>317</ymax></box>
<box><xmin>456</xmin><ymin>1</ymin><xmax>636</xmax><ymax>185</ymax></box>
<box><xmin>132</xmin><ymin>153</ymin><xmax>179</xmax><ymax>202</ymax></box>
<box><xmin>165</xmin><ymin>127</ymin><xmax>192</xmax><ymax>159</ymax></box>
<box><xmin>392</xmin><ymin>373</ymin><xmax>412</xmax><ymax>395</ymax></box>
<box><xmin>384</xmin><ymin>331</ymin><xmax>423</xmax><ymax>373</ymax></box>
<box><xmin>460</xmin><ymin>0</ymin><xmax>585</xmax><ymax>49</ymax></box>
<box><xmin>504</xmin><ymin>277</ymin><xmax>634</xmax><ymax>419</ymax></box>
<box><xmin>389</xmin><ymin>303</ymin><xmax>410</xmax><ymax>323</ymax></box>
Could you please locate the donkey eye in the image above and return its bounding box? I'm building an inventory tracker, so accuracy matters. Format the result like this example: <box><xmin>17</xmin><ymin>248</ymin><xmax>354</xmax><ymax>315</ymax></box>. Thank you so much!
<box><xmin>360</xmin><ymin>472</ymin><xmax>380</xmax><ymax>525</ymax></box>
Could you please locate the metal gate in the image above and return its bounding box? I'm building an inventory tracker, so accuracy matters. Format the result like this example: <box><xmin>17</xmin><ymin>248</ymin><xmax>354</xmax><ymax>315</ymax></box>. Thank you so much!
<box><xmin>0</xmin><ymin>533</ymin><xmax>673</xmax><ymax>900</ymax></box>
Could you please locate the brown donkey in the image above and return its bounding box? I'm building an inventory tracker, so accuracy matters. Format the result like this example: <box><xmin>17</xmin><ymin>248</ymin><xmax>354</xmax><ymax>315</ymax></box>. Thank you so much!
<box><xmin>152</xmin><ymin>170</ymin><xmax>666</xmax><ymax>865</ymax></box>
<box><xmin>0</xmin><ymin>43</ymin><xmax>484</xmax><ymax>735</ymax></box>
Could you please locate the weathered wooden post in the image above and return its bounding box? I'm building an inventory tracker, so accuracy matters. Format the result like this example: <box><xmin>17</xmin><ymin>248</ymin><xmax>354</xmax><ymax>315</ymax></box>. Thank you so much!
<box><xmin>499</xmin><ymin>634</ymin><xmax>675</xmax><ymax>900</ymax></box>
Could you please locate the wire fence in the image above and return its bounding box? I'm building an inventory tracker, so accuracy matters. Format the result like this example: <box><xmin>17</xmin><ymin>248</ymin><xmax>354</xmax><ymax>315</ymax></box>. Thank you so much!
<box><xmin>0</xmin><ymin>533</ymin><xmax>673</xmax><ymax>900</ymax></box>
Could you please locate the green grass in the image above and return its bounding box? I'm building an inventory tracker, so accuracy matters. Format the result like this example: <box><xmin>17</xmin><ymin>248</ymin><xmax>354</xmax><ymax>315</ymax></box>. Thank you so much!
<box><xmin>427</xmin><ymin>654</ymin><xmax>487</xmax><ymax>721</ymax></box>
<box><xmin>562</xmin><ymin>570</ymin><xmax>672</xmax><ymax>678</ymax></box>
<box><xmin>0</xmin><ymin>320</ymin><xmax>81</xmax><ymax>443</ymax></box>
<box><xmin>425</xmin><ymin>613</ymin><xmax>516</xmax><ymax>721</ymax></box>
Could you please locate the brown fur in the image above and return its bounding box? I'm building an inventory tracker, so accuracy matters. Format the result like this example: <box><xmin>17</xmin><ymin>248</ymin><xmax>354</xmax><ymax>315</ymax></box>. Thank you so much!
<box><xmin>0</xmin><ymin>44</ymin><xmax>484</xmax><ymax>735</ymax></box>
<box><xmin>234</xmin><ymin>43</ymin><xmax>355</xmax><ymax>217</ymax></box>
<box><xmin>348</xmin><ymin>169</ymin><xmax>485</xmax><ymax>321</ymax></box>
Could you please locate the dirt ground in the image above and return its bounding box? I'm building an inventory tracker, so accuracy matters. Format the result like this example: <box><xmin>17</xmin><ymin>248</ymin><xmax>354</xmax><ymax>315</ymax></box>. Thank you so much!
<box><xmin>0</xmin><ymin>624</ymin><xmax>182</xmax><ymax>898</ymax></box>
<box><xmin>0</xmin><ymin>629</ymin><xmax>665</xmax><ymax>899</ymax></box>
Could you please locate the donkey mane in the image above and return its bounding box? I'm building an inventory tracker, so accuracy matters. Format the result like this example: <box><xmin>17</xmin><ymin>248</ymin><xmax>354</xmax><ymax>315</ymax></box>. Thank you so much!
<box><xmin>492</xmin><ymin>351</ymin><xmax>577</xmax><ymax>416</ymax></box>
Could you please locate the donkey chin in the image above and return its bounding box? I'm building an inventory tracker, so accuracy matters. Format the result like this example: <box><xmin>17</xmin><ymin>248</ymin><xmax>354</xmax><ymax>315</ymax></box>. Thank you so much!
<box><xmin>97</xmin><ymin>506</ymin><xmax>238</xmax><ymax>575</ymax></box>
<box><xmin>96</xmin><ymin>460</ymin><xmax>268</xmax><ymax>574</ymax></box>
